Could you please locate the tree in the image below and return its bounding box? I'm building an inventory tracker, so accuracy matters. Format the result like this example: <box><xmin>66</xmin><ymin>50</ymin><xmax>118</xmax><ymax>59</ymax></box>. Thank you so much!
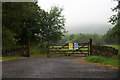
<box><xmin>2</xmin><ymin>27</ymin><xmax>16</xmax><ymax>49</ymax></box>
<box><xmin>2</xmin><ymin>3</ymin><xmax>66</xmax><ymax>57</ymax></box>
<box><xmin>69</xmin><ymin>34</ymin><xmax>75</xmax><ymax>41</ymax></box>
<box><xmin>47</xmin><ymin>6</ymin><xmax>66</xmax><ymax>43</ymax></box>
<box><xmin>38</xmin><ymin>6</ymin><xmax>66</xmax><ymax>45</ymax></box>
<box><xmin>106</xmin><ymin>0</ymin><xmax>120</xmax><ymax>44</ymax></box>
<box><xmin>2</xmin><ymin>2</ymin><xmax>42</xmax><ymax>56</ymax></box>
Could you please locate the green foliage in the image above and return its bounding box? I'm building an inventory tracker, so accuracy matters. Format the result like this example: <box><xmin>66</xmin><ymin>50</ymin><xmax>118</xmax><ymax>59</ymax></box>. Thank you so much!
<box><xmin>2</xmin><ymin>2</ymin><xmax>66</xmax><ymax>57</ymax></box>
<box><xmin>2</xmin><ymin>2</ymin><xmax>40</xmax><ymax>46</ymax></box>
<box><xmin>109</xmin><ymin>1</ymin><xmax>120</xmax><ymax>25</ymax></box>
<box><xmin>85</xmin><ymin>56</ymin><xmax>119</xmax><ymax>67</ymax></box>
<box><xmin>2</xmin><ymin>27</ymin><xmax>16</xmax><ymax>49</ymax></box>
<box><xmin>39</xmin><ymin>6</ymin><xmax>66</xmax><ymax>44</ymax></box>
<box><xmin>103</xmin><ymin>24</ymin><xmax>119</xmax><ymax>44</ymax></box>
<box><xmin>105</xmin><ymin>1</ymin><xmax>120</xmax><ymax>43</ymax></box>
<box><xmin>102</xmin><ymin>1</ymin><xmax>119</xmax><ymax>45</ymax></box>
<box><xmin>103</xmin><ymin>34</ymin><xmax>118</xmax><ymax>44</ymax></box>
<box><xmin>58</xmin><ymin>33</ymin><xmax>104</xmax><ymax>45</ymax></box>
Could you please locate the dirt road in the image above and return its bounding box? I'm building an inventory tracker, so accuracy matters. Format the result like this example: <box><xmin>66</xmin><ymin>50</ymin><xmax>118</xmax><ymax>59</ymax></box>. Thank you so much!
<box><xmin>2</xmin><ymin>57</ymin><xmax>118</xmax><ymax>78</ymax></box>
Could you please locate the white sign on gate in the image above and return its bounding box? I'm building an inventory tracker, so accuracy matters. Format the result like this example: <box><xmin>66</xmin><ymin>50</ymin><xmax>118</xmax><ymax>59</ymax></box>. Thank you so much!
<box><xmin>74</xmin><ymin>43</ymin><xmax>78</xmax><ymax>49</ymax></box>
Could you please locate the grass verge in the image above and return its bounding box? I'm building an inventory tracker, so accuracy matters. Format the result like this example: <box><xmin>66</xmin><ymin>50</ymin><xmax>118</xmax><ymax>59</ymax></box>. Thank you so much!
<box><xmin>85</xmin><ymin>56</ymin><xmax>119</xmax><ymax>68</ymax></box>
<box><xmin>0</xmin><ymin>57</ymin><xmax>27</xmax><ymax>60</ymax></box>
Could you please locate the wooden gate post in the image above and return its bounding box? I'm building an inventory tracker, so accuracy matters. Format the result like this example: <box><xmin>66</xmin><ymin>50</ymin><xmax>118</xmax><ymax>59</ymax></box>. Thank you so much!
<box><xmin>89</xmin><ymin>39</ymin><xmax>92</xmax><ymax>55</ymax></box>
<box><xmin>47</xmin><ymin>42</ymin><xmax>50</xmax><ymax>58</ymax></box>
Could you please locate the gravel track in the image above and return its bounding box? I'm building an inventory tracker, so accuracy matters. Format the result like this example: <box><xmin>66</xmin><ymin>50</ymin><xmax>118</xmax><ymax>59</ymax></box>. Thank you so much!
<box><xmin>2</xmin><ymin>56</ymin><xmax>118</xmax><ymax>78</ymax></box>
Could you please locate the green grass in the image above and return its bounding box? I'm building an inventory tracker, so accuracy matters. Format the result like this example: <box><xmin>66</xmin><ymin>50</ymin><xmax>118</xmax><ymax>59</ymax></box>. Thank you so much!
<box><xmin>104</xmin><ymin>44</ymin><xmax>120</xmax><ymax>50</ymax></box>
<box><xmin>30</xmin><ymin>46</ymin><xmax>47</xmax><ymax>57</ymax></box>
<box><xmin>0</xmin><ymin>57</ymin><xmax>26</xmax><ymax>60</ymax></box>
<box><xmin>85</xmin><ymin>56</ymin><xmax>119</xmax><ymax>68</ymax></box>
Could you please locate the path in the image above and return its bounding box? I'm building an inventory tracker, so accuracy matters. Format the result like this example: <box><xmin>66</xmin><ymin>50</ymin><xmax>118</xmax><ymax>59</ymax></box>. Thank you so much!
<box><xmin>2</xmin><ymin>57</ymin><xmax>118</xmax><ymax>78</ymax></box>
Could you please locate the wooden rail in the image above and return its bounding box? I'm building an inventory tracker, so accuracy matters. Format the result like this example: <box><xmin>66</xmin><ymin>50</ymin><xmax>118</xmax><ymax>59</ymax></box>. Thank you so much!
<box><xmin>48</xmin><ymin>39</ymin><xmax>92</xmax><ymax>57</ymax></box>
<box><xmin>49</xmin><ymin>50</ymin><xmax>89</xmax><ymax>52</ymax></box>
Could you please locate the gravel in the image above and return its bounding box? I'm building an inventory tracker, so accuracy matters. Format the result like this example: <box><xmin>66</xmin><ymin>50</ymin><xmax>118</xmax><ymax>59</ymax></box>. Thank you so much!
<box><xmin>2</xmin><ymin>56</ymin><xmax>118</xmax><ymax>78</ymax></box>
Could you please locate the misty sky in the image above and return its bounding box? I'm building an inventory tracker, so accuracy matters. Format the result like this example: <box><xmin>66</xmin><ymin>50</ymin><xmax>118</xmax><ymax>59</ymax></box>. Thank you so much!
<box><xmin>38</xmin><ymin>0</ymin><xmax>117</xmax><ymax>34</ymax></box>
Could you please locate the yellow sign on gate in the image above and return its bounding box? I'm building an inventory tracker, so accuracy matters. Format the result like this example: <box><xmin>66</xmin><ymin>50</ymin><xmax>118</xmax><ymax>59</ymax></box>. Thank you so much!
<box><xmin>69</xmin><ymin>43</ymin><xmax>73</xmax><ymax>49</ymax></box>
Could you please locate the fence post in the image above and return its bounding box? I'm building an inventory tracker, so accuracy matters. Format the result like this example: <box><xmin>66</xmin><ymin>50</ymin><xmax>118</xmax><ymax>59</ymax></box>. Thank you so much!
<box><xmin>47</xmin><ymin>42</ymin><xmax>50</xmax><ymax>58</ymax></box>
<box><xmin>89</xmin><ymin>39</ymin><xmax>92</xmax><ymax>55</ymax></box>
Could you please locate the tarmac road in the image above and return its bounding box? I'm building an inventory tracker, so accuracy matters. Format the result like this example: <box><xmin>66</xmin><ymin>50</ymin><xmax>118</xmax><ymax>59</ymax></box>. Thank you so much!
<box><xmin>2</xmin><ymin>56</ymin><xmax>118</xmax><ymax>78</ymax></box>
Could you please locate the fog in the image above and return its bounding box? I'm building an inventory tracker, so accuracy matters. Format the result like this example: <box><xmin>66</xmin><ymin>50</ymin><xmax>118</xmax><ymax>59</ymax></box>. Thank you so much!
<box><xmin>66</xmin><ymin>24</ymin><xmax>113</xmax><ymax>34</ymax></box>
<box><xmin>38</xmin><ymin>0</ymin><xmax>117</xmax><ymax>34</ymax></box>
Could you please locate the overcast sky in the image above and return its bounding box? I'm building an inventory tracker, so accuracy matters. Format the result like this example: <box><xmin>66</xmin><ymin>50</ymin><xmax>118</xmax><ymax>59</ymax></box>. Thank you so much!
<box><xmin>38</xmin><ymin>0</ymin><xmax>117</xmax><ymax>34</ymax></box>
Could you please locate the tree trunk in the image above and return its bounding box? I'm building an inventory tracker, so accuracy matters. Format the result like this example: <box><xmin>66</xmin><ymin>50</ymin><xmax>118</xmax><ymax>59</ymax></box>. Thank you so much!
<box><xmin>27</xmin><ymin>39</ymin><xmax>30</xmax><ymax>57</ymax></box>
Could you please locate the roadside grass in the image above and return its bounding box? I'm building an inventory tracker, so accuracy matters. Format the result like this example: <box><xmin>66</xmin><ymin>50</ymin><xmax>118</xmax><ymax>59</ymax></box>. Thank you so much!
<box><xmin>85</xmin><ymin>56</ymin><xmax>119</xmax><ymax>68</ymax></box>
<box><xmin>0</xmin><ymin>57</ymin><xmax>27</xmax><ymax>60</ymax></box>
